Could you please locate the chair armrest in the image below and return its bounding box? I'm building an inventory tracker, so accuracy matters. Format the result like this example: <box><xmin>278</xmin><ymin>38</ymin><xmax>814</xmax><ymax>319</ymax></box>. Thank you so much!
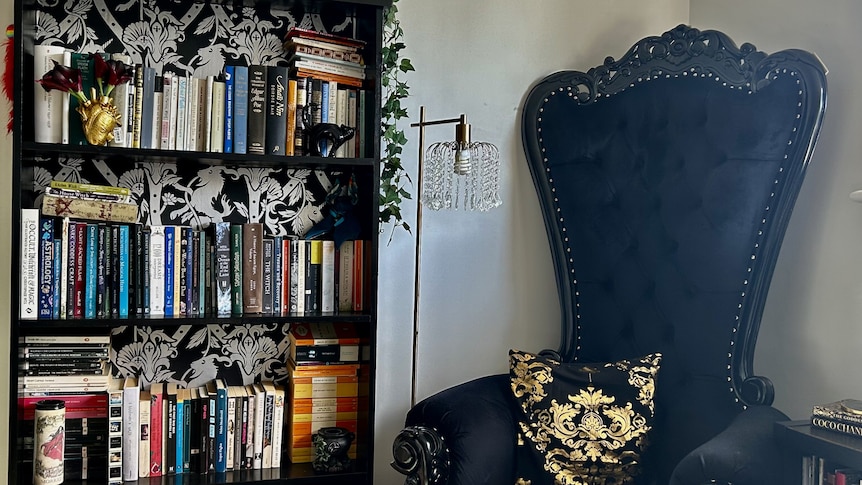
<box><xmin>391</xmin><ymin>374</ymin><xmax>518</xmax><ymax>485</ymax></box>
<box><xmin>670</xmin><ymin>405</ymin><xmax>790</xmax><ymax>485</ymax></box>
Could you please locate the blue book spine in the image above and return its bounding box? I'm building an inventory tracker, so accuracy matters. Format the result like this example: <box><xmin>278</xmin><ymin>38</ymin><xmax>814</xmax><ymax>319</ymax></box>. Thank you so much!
<box><xmin>198</xmin><ymin>231</ymin><xmax>207</xmax><ymax>317</ymax></box>
<box><xmin>142</xmin><ymin>229</ymin><xmax>150</xmax><ymax>315</ymax></box>
<box><xmin>216</xmin><ymin>384</ymin><xmax>227</xmax><ymax>472</ymax></box>
<box><xmin>233</xmin><ymin>66</ymin><xmax>248</xmax><ymax>154</ymax></box>
<box><xmin>38</xmin><ymin>218</ymin><xmax>55</xmax><ymax>319</ymax></box>
<box><xmin>183</xmin><ymin>398</ymin><xmax>191</xmax><ymax>472</ymax></box>
<box><xmin>52</xmin><ymin>238</ymin><xmax>61</xmax><ymax>319</ymax></box>
<box><xmin>224</xmin><ymin>65</ymin><xmax>234</xmax><ymax>153</ymax></box>
<box><xmin>119</xmin><ymin>225</ymin><xmax>130</xmax><ymax>318</ymax></box>
<box><xmin>320</xmin><ymin>81</ymin><xmax>330</xmax><ymax>156</ymax></box>
<box><xmin>176</xmin><ymin>396</ymin><xmax>184</xmax><ymax>473</ymax></box>
<box><xmin>272</xmin><ymin>235</ymin><xmax>282</xmax><ymax>315</ymax></box>
<box><xmin>164</xmin><ymin>226</ymin><xmax>175</xmax><ymax>317</ymax></box>
<box><xmin>84</xmin><ymin>224</ymin><xmax>98</xmax><ymax>319</ymax></box>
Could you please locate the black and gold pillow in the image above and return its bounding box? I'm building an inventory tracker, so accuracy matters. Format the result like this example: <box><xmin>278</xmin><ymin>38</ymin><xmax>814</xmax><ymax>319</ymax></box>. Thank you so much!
<box><xmin>509</xmin><ymin>349</ymin><xmax>661</xmax><ymax>485</ymax></box>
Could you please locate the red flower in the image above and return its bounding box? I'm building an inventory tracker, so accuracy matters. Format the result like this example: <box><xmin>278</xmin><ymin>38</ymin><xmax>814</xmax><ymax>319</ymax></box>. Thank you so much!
<box><xmin>93</xmin><ymin>53</ymin><xmax>132</xmax><ymax>98</ymax></box>
<box><xmin>37</xmin><ymin>59</ymin><xmax>82</xmax><ymax>94</ymax></box>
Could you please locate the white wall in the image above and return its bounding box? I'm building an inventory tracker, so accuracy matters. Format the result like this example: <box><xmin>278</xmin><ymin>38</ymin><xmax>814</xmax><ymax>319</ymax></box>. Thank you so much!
<box><xmin>374</xmin><ymin>1</ymin><xmax>689</xmax><ymax>483</ymax></box>
<box><xmin>691</xmin><ymin>0</ymin><xmax>862</xmax><ymax>422</ymax></box>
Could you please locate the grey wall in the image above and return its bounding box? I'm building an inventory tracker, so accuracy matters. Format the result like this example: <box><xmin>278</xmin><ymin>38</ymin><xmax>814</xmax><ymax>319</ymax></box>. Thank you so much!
<box><xmin>374</xmin><ymin>1</ymin><xmax>689</xmax><ymax>483</ymax></box>
<box><xmin>690</xmin><ymin>0</ymin><xmax>862</xmax><ymax>421</ymax></box>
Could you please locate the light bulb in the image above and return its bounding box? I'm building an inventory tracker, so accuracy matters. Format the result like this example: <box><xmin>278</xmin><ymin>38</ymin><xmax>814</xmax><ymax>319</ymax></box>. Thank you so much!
<box><xmin>453</xmin><ymin>144</ymin><xmax>472</xmax><ymax>175</ymax></box>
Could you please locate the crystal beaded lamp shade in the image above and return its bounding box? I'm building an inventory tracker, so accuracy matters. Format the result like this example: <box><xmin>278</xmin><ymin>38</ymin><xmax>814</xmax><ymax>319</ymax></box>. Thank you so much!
<box><xmin>422</xmin><ymin>139</ymin><xmax>501</xmax><ymax>211</ymax></box>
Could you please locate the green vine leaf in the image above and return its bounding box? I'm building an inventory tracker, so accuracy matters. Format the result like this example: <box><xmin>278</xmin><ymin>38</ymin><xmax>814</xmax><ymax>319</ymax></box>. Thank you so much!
<box><xmin>379</xmin><ymin>0</ymin><xmax>413</xmax><ymax>241</ymax></box>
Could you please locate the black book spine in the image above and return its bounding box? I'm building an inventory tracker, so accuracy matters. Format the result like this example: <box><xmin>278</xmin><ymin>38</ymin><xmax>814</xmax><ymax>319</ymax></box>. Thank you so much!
<box><xmin>110</xmin><ymin>225</ymin><xmax>120</xmax><ymax>318</ymax></box>
<box><xmin>265</xmin><ymin>65</ymin><xmax>288</xmax><ymax>155</ymax></box>
<box><xmin>96</xmin><ymin>224</ymin><xmax>107</xmax><ymax>318</ymax></box>
<box><xmin>247</xmin><ymin>65</ymin><xmax>268</xmax><ymax>155</ymax></box>
<box><xmin>179</xmin><ymin>227</ymin><xmax>189</xmax><ymax>316</ymax></box>
<box><xmin>142</xmin><ymin>228</ymin><xmax>150</xmax><ymax>315</ymax></box>
<box><xmin>134</xmin><ymin>223</ymin><xmax>144</xmax><ymax>315</ymax></box>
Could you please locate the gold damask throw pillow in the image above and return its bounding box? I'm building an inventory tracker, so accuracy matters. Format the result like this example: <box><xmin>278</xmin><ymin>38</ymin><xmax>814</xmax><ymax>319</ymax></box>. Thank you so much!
<box><xmin>509</xmin><ymin>350</ymin><xmax>662</xmax><ymax>485</ymax></box>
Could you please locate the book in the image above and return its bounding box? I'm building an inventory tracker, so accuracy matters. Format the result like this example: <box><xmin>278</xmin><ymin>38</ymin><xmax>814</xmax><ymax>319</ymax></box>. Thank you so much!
<box><xmin>213</xmin><ymin>222</ymin><xmax>231</xmax><ymax>315</ymax></box>
<box><xmin>164</xmin><ymin>226</ymin><xmax>176</xmax><ymax>317</ymax></box>
<box><xmin>230</xmin><ymin>224</ymin><xmax>244</xmax><ymax>314</ymax></box>
<box><xmin>321</xmin><ymin>240</ymin><xmax>336</xmax><ymax>312</ymax></box>
<box><xmin>122</xmin><ymin>376</ymin><xmax>140</xmax><ymax>481</ymax></box>
<box><xmin>205</xmin><ymin>382</ymin><xmax>217</xmax><ymax>472</ymax></box>
<box><xmin>149</xmin><ymin>383</ymin><xmax>164</xmax><ymax>477</ymax></box>
<box><xmin>233</xmin><ymin>66</ymin><xmax>249</xmax><ymax>154</ymax></box>
<box><xmin>265</xmin><ymin>65</ymin><xmax>289</xmax><ymax>155</ymax></box>
<box><xmin>243</xmin><ymin>384</ymin><xmax>256</xmax><ymax>469</ymax></box>
<box><xmin>281</xmin><ymin>237</ymin><xmax>291</xmax><ymax>315</ymax></box>
<box><xmin>337</xmin><ymin>239</ymin><xmax>354</xmax><ymax>312</ymax></box>
<box><xmin>285</xmin><ymin>80</ymin><xmax>297</xmax><ymax>156</ymax></box>
<box><xmin>164</xmin><ymin>383</ymin><xmax>177</xmax><ymax>475</ymax></box>
<box><xmin>49</xmin><ymin>181</ymin><xmax>131</xmax><ymax>197</ymax></box>
<box><xmin>175</xmin><ymin>75</ymin><xmax>188</xmax><ymax>151</ymax></box>
<box><xmin>41</xmin><ymin>195</ymin><xmax>139</xmax><ymax>224</ymax></box>
<box><xmin>294</xmin><ymin>77</ymin><xmax>308</xmax><ymax>155</ymax></box>
<box><xmin>271</xmin><ymin>384</ymin><xmax>285</xmax><ymax>469</ymax></box>
<box><xmin>290</xmin><ymin>239</ymin><xmax>306</xmax><ymax>315</ymax></box>
<box><xmin>223</xmin><ymin>66</ymin><xmax>234</xmax><ymax>153</ymax></box>
<box><xmin>151</xmin><ymin>75</ymin><xmax>163</xmax><ymax>149</ymax></box>
<box><xmin>252</xmin><ymin>382</ymin><xmax>266</xmax><ymax>469</ymax></box>
<box><xmin>20</xmin><ymin>208</ymin><xmax>40</xmax><ymax>319</ymax></box>
<box><xmin>226</xmin><ymin>385</ymin><xmax>240</xmax><ymax>470</ymax></box>
<box><xmin>118</xmin><ymin>224</ymin><xmax>130</xmax><ymax>318</ymax></box>
<box><xmin>33</xmin><ymin>44</ymin><xmax>67</xmax><ymax>143</ymax></box>
<box><xmin>73</xmin><ymin>222</ymin><xmax>86</xmax><ymax>318</ymax></box>
<box><xmin>148</xmin><ymin>226</ymin><xmax>166</xmax><ymax>316</ymax></box>
<box><xmin>210</xmin><ymin>77</ymin><xmax>226</xmax><ymax>153</ymax></box>
<box><xmin>107</xmin><ymin>378</ymin><xmax>124</xmax><ymax>484</ymax></box>
<box><xmin>261</xmin><ymin>381</ymin><xmax>276</xmax><ymax>468</ymax></box>
<box><xmin>160</xmin><ymin>73</ymin><xmax>173</xmax><ymax>150</ymax></box>
<box><xmin>813</xmin><ymin>400</ymin><xmax>862</xmax><ymax>426</ymax></box>
<box><xmin>292</xmin><ymin>58</ymin><xmax>365</xmax><ymax>80</ymax></box>
<box><xmin>262</xmin><ymin>237</ymin><xmax>274</xmax><ymax>314</ymax></box>
<box><xmin>284</xmin><ymin>27</ymin><xmax>366</xmax><ymax>50</ymax></box>
<box><xmin>188</xmin><ymin>387</ymin><xmax>203</xmax><ymax>473</ymax></box>
<box><xmin>305</xmin><ymin>240</ymin><xmax>322</xmax><ymax>312</ymax></box>
<box><xmin>285</xmin><ymin>41</ymin><xmax>364</xmax><ymax>64</ymax></box>
<box><xmin>247</xmin><ymin>65</ymin><xmax>267</xmax><ymax>155</ymax></box>
<box><xmin>186</xmin><ymin>77</ymin><xmax>200</xmax><ymax>151</ymax></box>
<box><xmin>811</xmin><ymin>415</ymin><xmax>862</xmax><ymax>439</ymax></box>
<box><xmin>59</xmin><ymin>219</ymin><xmax>69</xmax><ymax>319</ymax></box>
<box><xmin>271</xmin><ymin>236</ymin><xmax>282</xmax><ymax>315</ymax></box>
<box><xmin>242</xmin><ymin>223</ymin><xmax>263</xmax><ymax>313</ymax></box>
<box><xmin>214</xmin><ymin>378</ymin><xmax>228</xmax><ymax>472</ymax></box>
<box><xmin>140</xmin><ymin>66</ymin><xmax>156</xmax><ymax>149</ymax></box>
<box><xmin>84</xmin><ymin>223</ymin><xmax>98</xmax><ymax>319</ymax></box>
<box><xmin>176</xmin><ymin>388</ymin><xmax>186</xmax><ymax>474</ymax></box>
<box><xmin>138</xmin><ymin>390</ymin><xmax>151</xmax><ymax>478</ymax></box>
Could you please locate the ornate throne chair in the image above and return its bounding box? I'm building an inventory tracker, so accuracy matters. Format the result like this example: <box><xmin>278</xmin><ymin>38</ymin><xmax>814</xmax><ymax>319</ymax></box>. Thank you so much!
<box><xmin>392</xmin><ymin>25</ymin><xmax>827</xmax><ymax>485</ymax></box>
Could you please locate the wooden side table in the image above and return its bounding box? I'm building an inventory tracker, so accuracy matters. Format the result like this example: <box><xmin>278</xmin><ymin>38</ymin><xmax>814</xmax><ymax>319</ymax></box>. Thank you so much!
<box><xmin>775</xmin><ymin>420</ymin><xmax>862</xmax><ymax>484</ymax></box>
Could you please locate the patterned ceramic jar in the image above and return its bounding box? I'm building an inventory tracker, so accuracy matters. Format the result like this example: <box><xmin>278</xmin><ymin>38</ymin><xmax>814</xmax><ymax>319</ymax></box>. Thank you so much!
<box><xmin>33</xmin><ymin>400</ymin><xmax>65</xmax><ymax>485</ymax></box>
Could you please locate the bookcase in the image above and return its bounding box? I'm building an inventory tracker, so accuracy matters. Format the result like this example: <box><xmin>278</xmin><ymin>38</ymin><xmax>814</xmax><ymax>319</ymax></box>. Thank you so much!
<box><xmin>775</xmin><ymin>420</ymin><xmax>862</xmax><ymax>485</ymax></box>
<box><xmin>10</xmin><ymin>0</ymin><xmax>389</xmax><ymax>484</ymax></box>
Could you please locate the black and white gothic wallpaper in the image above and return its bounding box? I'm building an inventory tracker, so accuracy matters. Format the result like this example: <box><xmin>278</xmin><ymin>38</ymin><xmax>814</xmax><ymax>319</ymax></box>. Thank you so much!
<box><xmin>25</xmin><ymin>0</ymin><xmax>370</xmax><ymax>387</ymax></box>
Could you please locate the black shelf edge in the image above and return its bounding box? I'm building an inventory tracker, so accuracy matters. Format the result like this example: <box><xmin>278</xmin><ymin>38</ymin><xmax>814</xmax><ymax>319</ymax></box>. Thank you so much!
<box><xmin>776</xmin><ymin>420</ymin><xmax>862</xmax><ymax>470</ymax></box>
<box><xmin>22</xmin><ymin>142</ymin><xmax>376</xmax><ymax>169</ymax></box>
<box><xmin>17</xmin><ymin>312</ymin><xmax>373</xmax><ymax>329</ymax></box>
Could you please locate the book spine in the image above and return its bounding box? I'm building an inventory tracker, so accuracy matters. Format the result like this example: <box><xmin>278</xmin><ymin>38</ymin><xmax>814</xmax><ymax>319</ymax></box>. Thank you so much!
<box><xmin>812</xmin><ymin>416</ymin><xmax>862</xmax><ymax>438</ymax></box>
<box><xmin>134</xmin><ymin>224</ymin><xmax>144</xmax><ymax>315</ymax></box>
<box><xmin>226</xmin><ymin>391</ymin><xmax>236</xmax><ymax>470</ymax></box>
<box><xmin>41</xmin><ymin>195</ymin><xmax>139</xmax><ymax>224</ymax></box>
<box><xmin>142</xmin><ymin>229</ymin><xmax>150</xmax><ymax>315</ymax></box>
<box><xmin>52</xmin><ymin>238</ymin><xmax>61</xmax><ymax>319</ymax></box>
<box><xmin>320</xmin><ymin>80</ymin><xmax>330</xmax><ymax>156</ymax></box>
<box><xmin>337</xmin><ymin>240</ymin><xmax>354</xmax><ymax>312</ymax></box>
<box><xmin>214</xmin><ymin>222</ymin><xmax>231</xmax><ymax>315</ymax></box>
<box><xmin>271</xmin><ymin>386</ymin><xmax>284</xmax><ymax>469</ymax></box>
<box><xmin>305</xmin><ymin>240</ymin><xmax>322</xmax><ymax>312</ymax></box>
<box><xmin>294</xmin><ymin>77</ymin><xmax>308</xmax><ymax>155</ymax></box>
<box><xmin>812</xmin><ymin>405</ymin><xmax>862</xmax><ymax>426</ymax></box>
<box><xmin>321</xmin><ymin>240</ymin><xmax>335</xmax><ymax>313</ymax></box>
<box><xmin>132</xmin><ymin>64</ymin><xmax>144</xmax><ymax>148</ymax></box>
<box><xmin>109</xmin><ymin>225</ymin><xmax>121</xmax><ymax>318</ymax></box>
<box><xmin>230</xmin><ymin>224</ymin><xmax>244</xmax><ymax>315</ymax></box>
<box><xmin>202</xmin><ymin>76</ymin><xmax>214</xmax><ymax>151</ymax></box>
<box><xmin>184</xmin><ymin>228</ymin><xmax>193</xmax><ymax>316</ymax></box>
<box><xmin>140</xmin><ymin>66</ymin><xmax>155</xmax><ymax>149</ymax></box>
<box><xmin>150</xmin><ymin>389</ymin><xmax>163</xmax><ymax>477</ymax></box>
<box><xmin>73</xmin><ymin>222</ymin><xmax>86</xmax><ymax>318</ymax></box>
<box><xmin>118</xmin><ymin>225</ymin><xmax>130</xmax><ymax>318</ymax></box>
<box><xmin>107</xmin><ymin>382</ymin><xmax>123</xmax><ymax>484</ymax></box>
<box><xmin>262</xmin><ymin>385</ymin><xmax>274</xmax><ymax>468</ymax></box>
<box><xmin>174</xmin><ymin>75</ymin><xmax>187</xmax><ymax>151</ymax></box>
<box><xmin>186</xmin><ymin>77</ymin><xmax>200</xmax><ymax>151</ymax></box>
<box><xmin>272</xmin><ymin>236</ymin><xmax>282</xmax><ymax>315</ymax></box>
<box><xmin>84</xmin><ymin>223</ymin><xmax>97</xmax><ymax>319</ymax></box>
<box><xmin>20</xmin><ymin>209</ymin><xmax>40</xmax><ymax>319</ymax></box>
<box><xmin>233</xmin><ymin>66</ymin><xmax>249</xmax><ymax>155</ymax></box>
<box><xmin>198</xmin><ymin>230</ymin><xmax>207</xmax><ymax>316</ymax></box>
<box><xmin>244</xmin><ymin>385</ymin><xmax>255</xmax><ymax>469</ymax></box>
<box><xmin>210</xmin><ymin>78</ymin><xmax>226</xmax><ymax>153</ymax></box>
<box><xmin>164</xmin><ymin>388</ymin><xmax>177</xmax><ymax>475</ymax></box>
<box><xmin>160</xmin><ymin>73</ymin><xmax>173</xmax><ymax>150</ymax></box>
<box><xmin>224</xmin><ymin>66</ymin><xmax>234</xmax><ymax>153</ymax></box>
<box><xmin>151</xmin><ymin>75</ymin><xmax>163</xmax><ymax>149</ymax></box>
<box><xmin>242</xmin><ymin>223</ymin><xmax>263</xmax><ymax>313</ymax></box>
<box><xmin>148</xmin><ymin>226</ymin><xmax>165</xmax><ymax>316</ymax></box>
<box><xmin>216</xmin><ymin>383</ymin><xmax>228</xmax><ymax>472</ymax></box>
<box><xmin>38</xmin><ymin>216</ymin><xmax>55</xmax><ymax>319</ymax></box>
<box><xmin>252</xmin><ymin>385</ymin><xmax>265</xmax><ymax>469</ymax></box>
<box><xmin>176</xmin><ymin>393</ymin><xmax>185</xmax><ymax>475</ymax></box>
<box><xmin>183</xmin><ymin>393</ymin><xmax>191</xmax><ymax>472</ymax></box>
<box><xmin>265</xmin><ymin>65</ymin><xmax>288</xmax><ymax>155</ymax></box>
<box><xmin>207</xmin><ymin>388</ymin><xmax>216</xmax><ymax>472</ymax></box>
<box><xmin>33</xmin><ymin>45</ymin><xmax>67</xmax><ymax>143</ymax></box>
<box><xmin>262</xmin><ymin>237</ymin><xmax>274</xmax><ymax>314</ymax></box>
<box><xmin>164</xmin><ymin>226</ymin><xmax>175</xmax><ymax>317</ymax></box>
<box><xmin>138</xmin><ymin>392</ymin><xmax>151</xmax><ymax>478</ymax></box>
<box><xmin>247</xmin><ymin>65</ymin><xmax>267</xmax><ymax>155</ymax></box>
<box><xmin>122</xmin><ymin>380</ymin><xmax>140</xmax><ymax>481</ymax></box>
<box><xmin>168</xmin><ymin>75</ymin><xmax>179</xmax><ymax>150</ymax></box>
<box><xmin>281</xmin><ymin>238</ymin><xmax>291</xmax><ymax>315</ymax></box>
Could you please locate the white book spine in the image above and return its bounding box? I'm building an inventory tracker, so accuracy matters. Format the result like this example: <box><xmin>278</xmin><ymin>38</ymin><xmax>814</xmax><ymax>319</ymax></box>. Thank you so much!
<box><xmin>270</xmin><ymin>386</ymin><xmax>284</xmax><ymax>469</ymax></box>
<box><xmin>336</xmin><ymin>88</ymin><xmax>348</xmax><ymax>157</ymax></box>
<box><xmin>151</xmin><ymin>90</ymin><xmax>163</xmax><ymax>150</ymax></box>
<box><xmin>348</xmin><ymin>89</ymin><xmax>358</xmax><ymax>157</ymax></box>
<box><xmin>123</xmin><ymin>380</ymin><xmax>140</xmax><ymax>481</ymax></box>
<box><xmin>296</xmin><ymin>241</ymin><xmax>306</xmax><ymax>315</ymax></box>
<box><xmin>226</xmin><ymin>393</ymin><xmax>236</xmax><ymax>470</ymax></box>
<box><xmin>160</xmin><ymin>74</ymin><xmax>172</xmax><ymax>150</ymax></box>
<box><xmin>204</xmin><ymin>76</ymin><xmax>214</xmax><ymax>152</ymax></box>
<box><xmin>139</xmin><ymin>393</ymin><xmax>151</xmax><ymax>478</ymax></box>
<box><xmin>149</xmin><ymin>226</ymin><xmax>166</xmax><ymax>316</ymax></box>
<box><xmin>321</xmin><ymin>240</ymin><xmax>335</xmax><ymax>312</ymax></box>
<box><xmin>175</xmin><ymin>76</ymin><xmax>187</xmax><ymax>151</ymax></box>
<box><xmin>19</xmin><ymin>208</ymin><xmax>39</xmax><ymax>319</ymax></box>
<box><xmin>187</xmin><ymin>77</ymin><xmax>200</xmax><ymax>152</ymax></box>
<box><xmin>210</xmin><ymin>80</ymin><xmax>225</xmax><ymax>153</ymax></box>
<box><xmin>107</xmin><ymin>380</ymin><xmax>124</xmax><ymax>484</ymax></box>
<box><xmin>168</xmin><ymin>75</ymin><xmax>179</xmax><ymax>150</ymax></box>
<box><xmin>33</xmin><ymin>45</ymin><xmax>66</xmax><ymax>143</ymax></box>
<box><xmin>252</xmin><ymin>385</ymin><xmax>265</xmax><ymax>469</ymax></box>
<box><xmin>109</xmin><ymin>54</ymin><xmax>132</xmax><ymax>147</ymax></box>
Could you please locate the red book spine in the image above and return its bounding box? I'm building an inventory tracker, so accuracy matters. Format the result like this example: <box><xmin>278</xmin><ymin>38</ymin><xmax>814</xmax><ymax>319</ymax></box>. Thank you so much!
<box><xmin>281</xmin><ymin>238</ymin><xmax>290</xmax><ymax>315</ymax></box>
<box><xmin>150</xmin><ymin>390</ymin><xmax>164</xmax><ymax>476</ymax></box>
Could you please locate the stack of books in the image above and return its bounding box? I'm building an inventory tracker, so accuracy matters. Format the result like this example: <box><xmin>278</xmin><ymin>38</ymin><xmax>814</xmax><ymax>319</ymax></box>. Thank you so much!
<box><xmin>811</xmin><ymin>399</ymin><xmax>862</xmax><ymax>438</ymax></box>
<box><xmin>286</xmin><ymin>322</ymin><xmax>362</xmax><ymax>463</ymax></box>
<box><xmin>18</xmin><ymin>334</ymin><xmax>112</xmax><ymax>481</ymax></box>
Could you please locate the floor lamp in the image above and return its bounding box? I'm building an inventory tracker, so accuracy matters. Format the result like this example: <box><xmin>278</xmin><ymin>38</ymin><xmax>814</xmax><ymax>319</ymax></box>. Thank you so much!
<box><xmin>409</xmin><ymin>106</ymin><xmax>502</xmax><ymax>407</ymax></box>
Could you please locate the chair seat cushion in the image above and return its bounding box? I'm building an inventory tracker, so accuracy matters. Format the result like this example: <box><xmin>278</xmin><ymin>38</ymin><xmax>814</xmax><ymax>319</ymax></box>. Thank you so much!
<box><xmin>510</xmin><ymin>349</ymin><xmax>662</xmax><ymax>485</ymax></box>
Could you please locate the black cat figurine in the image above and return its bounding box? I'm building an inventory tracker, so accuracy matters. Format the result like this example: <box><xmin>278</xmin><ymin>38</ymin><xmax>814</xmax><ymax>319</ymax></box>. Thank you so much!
<box><xmin>303</xmin><ymin>103</ymin><xmax>356</xmax><ymax>157</ymax></box>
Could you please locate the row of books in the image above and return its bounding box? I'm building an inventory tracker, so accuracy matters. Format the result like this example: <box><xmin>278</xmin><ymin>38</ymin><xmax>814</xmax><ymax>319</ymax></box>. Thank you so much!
<box><xmin>803</xmin><ymin>456</ymin><xmax>862</xmax><ymax>485</ymax></box>
<box><xmin>19</xmin><ymin>208</ymin><xmax>369</xmax><ymax>320</ymax></box>
<box><xmin>33</xmin><ymin>28</ymin><xmax>369</xmax><ymax>158</ymax></box>
<box><xmin>116</xmin><ymin>377</ymin><xmax>286</xmax><ymax>482</ymax></box>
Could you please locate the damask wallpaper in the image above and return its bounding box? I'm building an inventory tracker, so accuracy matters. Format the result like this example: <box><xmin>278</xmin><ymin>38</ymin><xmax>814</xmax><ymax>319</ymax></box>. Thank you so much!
<box><xmin>26</xmin><ymin>0</ymin><xmax>367</xmax><ymax>388</ymax></box>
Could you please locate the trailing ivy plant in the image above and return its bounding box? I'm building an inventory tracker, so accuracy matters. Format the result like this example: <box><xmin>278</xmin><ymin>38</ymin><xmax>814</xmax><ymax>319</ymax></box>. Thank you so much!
<box><xmin>379</xmin><ymin>0</ymin><xmax>414</xmax><ymax>239</ymax></box>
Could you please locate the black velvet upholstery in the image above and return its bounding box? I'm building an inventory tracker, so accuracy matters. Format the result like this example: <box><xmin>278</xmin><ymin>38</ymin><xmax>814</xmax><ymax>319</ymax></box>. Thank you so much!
<box><xmin>392</xmin><ymin>25</ymin><xmax>827</xmax><ymax>485</ymax></box>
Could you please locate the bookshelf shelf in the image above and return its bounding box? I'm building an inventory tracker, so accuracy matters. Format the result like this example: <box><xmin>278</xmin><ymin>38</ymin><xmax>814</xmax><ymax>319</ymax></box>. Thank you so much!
<box><xmin>10</xmin><ymin>0</ymin><xmax>387</xmax><ymax>484</ymax></box>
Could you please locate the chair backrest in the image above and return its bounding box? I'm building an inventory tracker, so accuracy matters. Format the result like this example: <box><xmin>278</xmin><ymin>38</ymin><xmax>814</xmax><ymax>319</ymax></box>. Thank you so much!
<box><xmin>521</xmin><ymin>24</ymin><xmax>826</xmax><ymax>482</ymax></box>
